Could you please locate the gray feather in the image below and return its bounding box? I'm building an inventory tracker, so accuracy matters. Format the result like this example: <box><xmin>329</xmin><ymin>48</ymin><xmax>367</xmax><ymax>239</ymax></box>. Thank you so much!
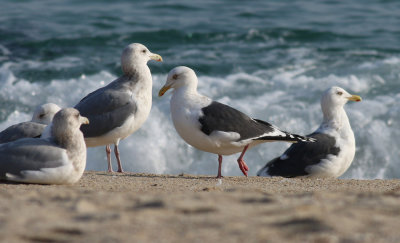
<box><xmin>0</xmin><ymin>138</ymin><xmax>67</xmax><ymax>179</ymax></box>
<box><xmin>0</xmin><ymin>122</ymin><xmax>46</xmax><ymax>144</ymax></box>
<box><xmin>75</xmin><ymin>76</ymin><xmax>138</xmax><ymax>138</ymax></box>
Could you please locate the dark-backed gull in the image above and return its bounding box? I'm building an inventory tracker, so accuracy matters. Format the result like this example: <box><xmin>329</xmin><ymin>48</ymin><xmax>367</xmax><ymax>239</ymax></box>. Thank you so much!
<box><xmin>158</xmin><ymin>66</ymin><xmax>314</xmax><ymax>178</ymax></box>
<box><xmin>257</xmin><ymin>86</ymin><xmax>361</xmax><ymax>178</ymax></box>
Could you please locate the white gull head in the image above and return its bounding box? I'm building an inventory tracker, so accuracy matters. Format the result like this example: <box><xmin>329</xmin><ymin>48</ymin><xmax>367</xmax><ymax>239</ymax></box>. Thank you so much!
<box><xmin>320</xmin><ymin>86</ymin><xmax>362</xmax><ymax>126</ymax></box>
<box><xmin>321</xmin><ymin>86</ymin><xmax>361</xmax><ymax>112</ymax></box>
<box><xmin>158</xmin><ymin>66</ymin><xmax>198</xmax><ymax>96</ymax></box>
<box><xmin>121</xmin><ymin>43</ymin><xmax>163</xmax><ymax>75</ymax></box>
<box><xmin>31</xmin><ymin>103</ymin><xmax>61</xmax><ymax>125</ymax></box>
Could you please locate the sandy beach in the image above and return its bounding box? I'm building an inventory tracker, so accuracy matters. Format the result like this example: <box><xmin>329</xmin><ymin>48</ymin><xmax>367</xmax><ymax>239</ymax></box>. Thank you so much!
<box><xmin>0</xmin><ymin>171</ymin><xmax>400</xmax><ymax>243</ymax></box>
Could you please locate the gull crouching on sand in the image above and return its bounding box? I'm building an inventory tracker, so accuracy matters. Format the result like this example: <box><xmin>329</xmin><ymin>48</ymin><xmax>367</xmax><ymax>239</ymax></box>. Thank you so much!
<box><xmin>0</xmin><ymin>108</ymin><xmax>89</xmax><ymax>184</ymax></box>
<box><xmin>0</xmin><ymin>103</ymin><xmax>61</xmax><ymax>143</ymax></box>
<box><xmin>158</xmin><ymin>66</ymin><xmax>314</xmax><ymax>178</ymax></box>
<box><xmin>75</xmin><ymin>43</ymin><xmax>162</xmax><ymax>172</ymax></box>
<box><xmin>257</xmin><ymin>86</ymin><xmax>361</xmax><ymax>178</ymax></box>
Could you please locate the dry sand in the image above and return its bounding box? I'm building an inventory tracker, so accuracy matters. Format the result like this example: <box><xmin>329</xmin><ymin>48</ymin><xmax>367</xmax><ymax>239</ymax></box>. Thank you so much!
<box><xmin>0</xmin><ymin>171</ymin><xmax>400</xmax><ymax>243</ymax></box>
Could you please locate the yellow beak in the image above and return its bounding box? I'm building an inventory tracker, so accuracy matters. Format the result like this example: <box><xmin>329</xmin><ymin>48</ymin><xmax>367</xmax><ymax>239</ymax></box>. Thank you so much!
<box><xmin>347</xmin><ymin>95</ymin><xmax>362</xmax><ymax>102</ymax></box>
<box><xmin>150</xmin><ymin>53</ymin><xmax>163</xmax><ymax>62</ymax></box>
<box><xmin>158</xmin><ymin>85</ymin><xmax>171</xmax><ymax>97</ymax></box>
<box><xmin>81</xmin><ymin>117</ymin><xmax>90</xmax><ymax>125</ymax></box>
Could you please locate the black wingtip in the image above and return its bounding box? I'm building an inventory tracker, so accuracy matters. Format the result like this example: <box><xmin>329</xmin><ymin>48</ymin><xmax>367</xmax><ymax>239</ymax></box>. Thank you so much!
<box><xmin>255</xmin><ymin>132</ymin><xmax>316</xmax><ymax>143</ymax></box>
<box><xmin>291</xmin><ymin>133</ymin><xmax>316</xmax><ymax>143</ymax></box>
<box><xmin>296</xmin><ymin>135</ymin><xmax>316</xmax><ymax>143</ymax></box>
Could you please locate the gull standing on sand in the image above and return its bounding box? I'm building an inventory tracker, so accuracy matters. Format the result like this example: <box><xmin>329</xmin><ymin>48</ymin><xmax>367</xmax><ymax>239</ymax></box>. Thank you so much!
<box><xmin>257</xmin><ymin>86</ymin><xmax>361</xmax><ymax>178</ymax></box>
<box><xmin>75</xmin><ymin>43</ymin><xmax>162</xmax><ymax>172</ymax></box>
<box><xmin>0</xmin><ymin>108</ymin><xmax>89</xmax><ymax>184</ymax></box>
<box><xmin>0</xmin><ymin>103</ymin><xmax>61</xmax><ymax>143</ymax></box>
<box><xmin>158</xmin><ymin>66</ymin><xmax>314</xmax><ymax>178</ymax></box>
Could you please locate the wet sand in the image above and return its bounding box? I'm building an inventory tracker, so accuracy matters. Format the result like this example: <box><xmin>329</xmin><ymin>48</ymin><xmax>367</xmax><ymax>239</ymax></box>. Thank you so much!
<box><xmin>1</xmin><ymin>171</ymin><xmax>400</xmax><ymax>242</ymax></box>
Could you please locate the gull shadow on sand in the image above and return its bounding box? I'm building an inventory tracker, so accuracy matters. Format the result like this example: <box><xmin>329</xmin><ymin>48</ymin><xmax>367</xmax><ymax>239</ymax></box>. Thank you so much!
<box><xmin>273</xmin><ymin>218</ymin><xmax>333</xmax><ymax>234</ymax></box>
<box><xmin>90</xmin><ymin>171</ymin><xmax>219</xmax><ymax>180</ymax></box>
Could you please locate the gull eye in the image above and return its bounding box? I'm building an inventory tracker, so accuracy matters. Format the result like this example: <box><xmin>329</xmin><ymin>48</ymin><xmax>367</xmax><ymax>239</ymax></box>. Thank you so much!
<box><xmin>142</xmin><ymin>49</ymin><xmax>147</xmax><ymax>53</ymax></box>
<box><xmin>172</xmin><ymin>74</ymin><xmax>178</xmax><ymax>79</ymax></box>
<box><xmin>337</xmin><ymin>91</ymin><xmax>343</xmax><ymax>96</ymax></box>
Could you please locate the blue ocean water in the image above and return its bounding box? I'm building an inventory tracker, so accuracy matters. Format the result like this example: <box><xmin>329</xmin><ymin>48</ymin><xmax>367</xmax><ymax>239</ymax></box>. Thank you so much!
<box><xmin>1</xmin><ymin>0</ymin><xmax>399</xmax><ymax>178</ymax></box>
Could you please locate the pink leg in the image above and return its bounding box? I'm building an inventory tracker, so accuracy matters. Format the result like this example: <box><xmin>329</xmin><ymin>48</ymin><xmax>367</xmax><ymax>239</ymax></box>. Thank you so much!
<box><xmin>237</xmin><ymin>145</ymin><xmax>250</xmax><ymax>177</ymax></box>
<box><xmin>216</xmin><ymin>155</ymin><xmax>223</xmax><ymax>179</ymax></box>
<box><xmin>106</xmin><ymin>145</ymin><xmax>113</xmax><ymax>172</ymax></box>
<box><xmin>114</xmin><ymin>144</ymin><xmax>124</xmax><ymax>173</ymax></box>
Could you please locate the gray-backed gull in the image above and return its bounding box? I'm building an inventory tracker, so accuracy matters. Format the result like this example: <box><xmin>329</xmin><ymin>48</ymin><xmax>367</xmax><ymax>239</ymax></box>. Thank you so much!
<box><xmin>0</xmin><ymin>103</ymin><xmax>61</xmax><ymax>143</ymax></box>
<box><xmin>0</xmin><ymin>108</ymin><xmax>88</xmax><ymax>184</ymax></box>
<box><xmin>75</xmin><ymin>43</ymin><xmax>162</xmax><ymax>172</ymax></box>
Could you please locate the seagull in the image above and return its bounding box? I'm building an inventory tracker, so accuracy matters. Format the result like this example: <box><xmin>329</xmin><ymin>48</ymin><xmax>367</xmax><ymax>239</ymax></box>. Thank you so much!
<box><xmin>257</xmin><ymin>86</ymin><xmax>362</xmax><ymax>178</ymax></box>
<box><xmin>75</xmin><ymin>43</ymin><xmax>162</xmax><ymax>173</ymax></box>
<box><xmin>0</xmin><ymin>108</ymin><xmax>89</xmax><ymax>184</ymax></box>
<box><xmin>158</xmin><ymin>66</ymin><xmax>314</xmax><ymax>178</ymax></box>
<box><xmin>0</xmin><ymin>103</ymin><xmax>61</xmax><ymax>143</ymax></box>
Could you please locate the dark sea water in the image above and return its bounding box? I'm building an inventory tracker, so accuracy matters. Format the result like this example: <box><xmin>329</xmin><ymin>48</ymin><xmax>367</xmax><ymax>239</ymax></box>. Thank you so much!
<box><xmin>1</xmin><ymin>0</ymin><xmax>400</xmax><ymax>178</ymax></box>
